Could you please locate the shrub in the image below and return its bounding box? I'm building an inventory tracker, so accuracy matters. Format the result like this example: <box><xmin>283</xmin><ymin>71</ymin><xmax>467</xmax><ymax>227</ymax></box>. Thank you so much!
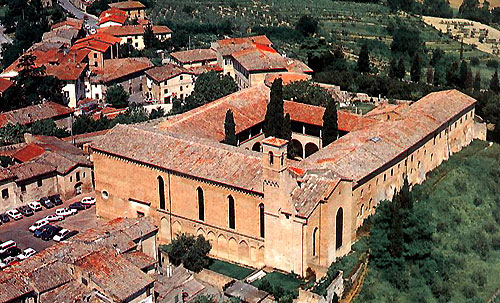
<box><xmin>167</xmin><ymin>233</ymin><xmax>211</xmax><ymax>272</ymax></box>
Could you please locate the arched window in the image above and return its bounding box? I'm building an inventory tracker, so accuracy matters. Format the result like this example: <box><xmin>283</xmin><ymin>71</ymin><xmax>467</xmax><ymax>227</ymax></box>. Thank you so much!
<box><xmin>197</xmin><ymin>187</ymin><xmax>204</xmax><ymax>221</ymax></box>
<box><xmin>228</xmin><ymin>195</ymin><xmax>235</xmax><ymax>229</ymax></box>
<box><xmin>158</xmin><ymin>176</ymin><xmax>165</xmax><ymax>210</ymax></box>
<box><xmin>336</xmin><ymin>208</ymin><xmax>343</xmax><ymax>249</ymax></box>
<box><xmin>259</xmin><ymin>203</ymin><xmax>265</xmax><ymax>238</ymax></box>
<box><xmin>312</xmin><ymin>227</ymin><xmax>318</xmax><ymax>256</ymax></box>
<box><xmin>268</xmin><ymin>151</ymin><xmax>274</xmax><ymax>165</ymax></box>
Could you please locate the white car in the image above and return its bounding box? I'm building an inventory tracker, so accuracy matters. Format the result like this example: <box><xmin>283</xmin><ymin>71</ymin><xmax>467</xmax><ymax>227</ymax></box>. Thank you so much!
<box><xmin>6</xmin><ymin>209</ymin><xmax>22</xmax><ymax>220</ymax></box>
<box><xmin>45</xmin><ymin>214</ymin><xmax>64</xmax><ymax>222</ymax></box>
<box><xmin>27</xmin><ymin>201</ymin><xmax>42</xmax><ymax>212</ymax></box>
<box><xmin>18</xmin><ymin>248</ymin><xmax>36</xmax><ymax>260</ymax></box>
<box><xmin>55</xmin><ymin>208</ymin><xmax>76</xmax><ymax>217</ymax></box>
<box><xmin>53</xmin><ymin>229</ymin><xmax>70</xmax><ymax>242</ymax></box>
<box><xmin>29</xmin><ymin>219</ymin><xmax>50</xmax><ymax>232</ymax></box>
<box><xmin>81</xmin><ymin>197</ymin><xmax>96</xmax><ymax>206</ymax></box>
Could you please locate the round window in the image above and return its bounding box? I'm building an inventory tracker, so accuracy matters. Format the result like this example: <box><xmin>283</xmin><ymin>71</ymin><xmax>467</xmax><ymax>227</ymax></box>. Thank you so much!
<box><xmin>102</xmin><ymin>190</ymin><xmax>109</xmax><ymax>200</ymax></box>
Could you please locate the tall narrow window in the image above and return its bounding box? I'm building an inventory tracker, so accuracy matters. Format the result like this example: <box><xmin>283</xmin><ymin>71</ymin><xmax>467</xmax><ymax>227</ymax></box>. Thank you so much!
<box><xmin>158</xmin><ymin>176</ymin><xmax>165</xmax><ymax>210</ymax></box>
<box><xmin>228</xmin><ymin>195</ymin><xmax>235</xmax><ymax>229</ymax></box>
<box><xmin>268</xmin><ymin>151</ymin><xmax>274</xmax><ymax>165</ymax></box>
<box><xmin>197</xmin><ymin>187</ymin><xmax>204</xmax><ymax>221</ymax></box>
<box><xmin>312</xmin><ymin>227</ymin><xmax>318</xmax><ymax>256</ymax></box>
<box><xmin>336</xmin><ymin>208</ymin><xmax>343</xmax><ymax>249</ymax></box>
<box><xmin>259</xmin><ymin>203</ymin><xmax>265</xmax><ymax>238</ymax></box>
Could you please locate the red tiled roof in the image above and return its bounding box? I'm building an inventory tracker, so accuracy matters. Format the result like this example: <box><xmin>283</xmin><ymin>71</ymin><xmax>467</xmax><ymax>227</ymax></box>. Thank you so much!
<box><xmin>75</xmin><ymin>32</ymin><xmax>122</xmax><ymax>46</ymax></box>
<box><xmin>262</xmin><ymin>137</ymin><xmax>288</xmax><ymax>147</ymax></box>
<box><xmin>98</xmin><ymin>14</ymin><xmax>127</xmax><ymax>26</ymax></box>
<box><xmin>265</xmin><ymin>72</ymin><xmax>311</xmax><ymax>86</ymax></box>
<box><xmin>109</xmin><ymin>1</ymin><xmax>146</xmax><ymax>10</ymax></box>
<box><xmin>217</xmin><ymin>35</ymin><xmax>272</xmax><ymax>47</ymax></box>
<box><xmin>99</xmin><ymin>25</ymin><xmax>172</xmax><ymax>37</ymax></box>
<box><xmin>145</xmin><ymin>63</ymin><xmax>194</xmax><ymax>82</ymax></box>
<box><xmin>0</xmin><ymin>78</ymin><xmax>13</xmax><ymax>93</ymax></box>
<box><xmin>51</xmin><ymin>18</ymin><xmax>83</xmax><ymax>30</ymax></box>
<box><xmin>99</xmin><ymin>7</ymin><xmax>127</xmax><ymax>18</ymax></box>
<box><xmin>231</xmin><ymin>46</ymin><xmax>287</xmax><ymax>72</ymax></box>
<box><xmin>45</xmin><ymin>62</ymin><xmax>88</xmax><ymax>81</ymax></box>
<box><xmin>94</xmin><ymin>57</ymin><xmax>153</xmax><ymax>83</ymax></box>
<box><xmin>189</xmin><ymin>64</ymin><xmax>223</xmax><ymax>75</ymax></box>
<box><xmin>170</xmin><ymin>49</ymin><xmax>217</xmax><ymax>64</ymax></box>
<box><xmin>12</xmin><ymin>143</ymin><xmax>46</xmax><ymax>162</ymax></box>
<box><xmin>0</xmin><ymin>101</ymin><xmax>74</xmax><ymax>128</ymax></box>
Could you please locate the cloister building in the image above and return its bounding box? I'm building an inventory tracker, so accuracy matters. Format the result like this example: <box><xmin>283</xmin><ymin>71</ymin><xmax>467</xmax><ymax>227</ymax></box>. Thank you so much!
<box><xmin>90</xmin><ymin>83</ymin><xmax>485</xmax><ymax>277</ymax></box>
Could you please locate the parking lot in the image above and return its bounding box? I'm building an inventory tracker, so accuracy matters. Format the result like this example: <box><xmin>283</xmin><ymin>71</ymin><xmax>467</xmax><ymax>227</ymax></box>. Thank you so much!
<box><xmin>0</xmin><ymin>192</ymin><xmax>102</xmax><ymax>252</ymax></box>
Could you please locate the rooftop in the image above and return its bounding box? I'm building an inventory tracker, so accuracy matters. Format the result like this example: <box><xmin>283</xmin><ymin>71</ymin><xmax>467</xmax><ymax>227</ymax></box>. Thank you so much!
<box><xmin>170</xmin><ymin>49</ymin><xmax>217</xmax><ymax>64</ymax></box>
<box><xmin>0</xmin><ymin>101</ymin><xmax>73</xmax><ymax>128</ymax></box>
<box><xmin>0</xmin><ymin>271</ymin><xmax>34</xmax><ymax>303</ymax></box>
<box><xmin>145</xmin><ymin>63</ymin><xmax>194</xmax><ymax>82</ymax></box>
<box><xmin>51</xmin><ymin>17</ymin><xmax>83</xmax><ymax>30</ymax></box>
<box><xmin>109</xmin><ymin>0</ymin><xmax>146</xmax><ymax>10</ymax></box>
<box><xmin>97</xmin><ymin>14</ymin><xmax>127</xmax><ymax>26</ymax></box>
<box><xmin>0</xmin><ymin>78</ymin><xmax>13</xmax><ymax>93</ymax></box>
<box><xmin>231</xmin><ymin>45</ymin><xmax>287</xmax><ymax>72</ymax></box>
<box><xmin>99</xmin><ymin>25</ymin><xmax>172</xmax><ymax>37</ymax></box>
<box><xmin>93</xmin><ymin>57</ymin><xmax>153</xmax><ymax>83</ymax></box>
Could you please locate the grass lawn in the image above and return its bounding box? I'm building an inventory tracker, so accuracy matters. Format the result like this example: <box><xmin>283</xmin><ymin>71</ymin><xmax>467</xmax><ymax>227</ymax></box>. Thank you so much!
<box><xmin>251</xmin><ymin>271</ymin><xmax>302</xmax><ymax>293</ymax></box>
<box><xmin>206</xmin><ymin>258</ymin><xmax>253</xmax><ymax>280</ymax></box>
<box><xmin>0</xmin><ymin>6</ymin><xmax>6</xmax><ymax>18</ymax></box>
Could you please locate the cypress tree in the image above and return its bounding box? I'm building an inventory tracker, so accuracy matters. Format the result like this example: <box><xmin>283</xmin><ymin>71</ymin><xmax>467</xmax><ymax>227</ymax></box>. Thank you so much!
<box><xmin>396</xmin><ymin>57</ymin><xmax>406</xmax><ymax>80</ymax></box>
<box><xmin>388</xmin><ymin>58</ymin><xmax>398</xmax><ymax>79</ymax></box>
<box><xmin>264</xmin><ymin>79</ymin><xmax>285</xmax><ymax>138</ymax></box>
<box><xmin>473</xmin><ymin>71</ymin><xmax>481</xmax><ymax>92</ymax></box>
<box><xmin>465</xmin><ymin>70</ymin><xmax>474</xmax><ymax>90</ymax></box>
<box><xmin>490</xmin><ymin>70</ymin><xmax>500</xmax><ymax>93</ymax></box>
<box><xmin>224</xmin><ymin>109</ymin><xmax>237</xmax><ymax>146</ymax></box>
<box><xmin>322</xmin><ymin>98</ymin><xmax>338</xmax><ymax>147</ymax></box>
<box><xmin>459</xmin><ymin>60</ymin><xmax>469</xmax><ymax>88</ymax></box>
<box><xmin>357</xmin><ymin>44</ymin><xmax>370</xmax><ymax>74</ymax></box>
<box><xmin>410</xmin><ymin>53</ymin><xmax>422</xmax><ymax>83</ymax></box>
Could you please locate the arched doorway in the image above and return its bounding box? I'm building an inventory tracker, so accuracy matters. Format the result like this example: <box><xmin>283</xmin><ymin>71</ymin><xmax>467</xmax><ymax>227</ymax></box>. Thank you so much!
<box><xmin>336</xmin><ymin>208</ymin><xmax>343</xmax><ymax>249</ymax></box>
<box><xmin>74</xmin><ymin>182</ymin><xmax>82</xmax><ymax>195</ymax></box>
<box><xmin>291</xmin><ymin>139</ymin><xmax>303</xmax><ymax>159</ymax></box>
<box><xmin>252</xmin><ymin>142</ymin><xmax>261</xmax><ymax>152</ymax></box>
<box><xmin>305</xmin><ymin>143</ymin><xmax>319</xmax><ymax>158</ymax></box>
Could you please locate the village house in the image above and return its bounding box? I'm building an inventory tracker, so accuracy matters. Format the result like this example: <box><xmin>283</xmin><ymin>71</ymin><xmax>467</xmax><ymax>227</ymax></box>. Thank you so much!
<box><xmin>109</xmin><ymin>1</ymin><xmax>147</xmax><ymax>19</ymax></box>
<box><xmin>99</xmin><ymin>25</ymin><xmax>172</xmax><ymax>50</ymax></box>
<box><xmin>88</xmin><ymin>57</ymin><xmax>153</xmax><ymax>100</ymax></box>
<box><xmin>0</xmin><ymin>217</ymin><xmax>158</xmax><ymax>303</ymax></box>
<box><xmin>0</xmin><ymin>134</ymin><xmax>93</xmax><ymax>213</ymax></box>
<box><xmin>72</xmin><ymin>33</ymin><xmax>121</xmax><ymax>72</ymax></box>
<box><xmin>170</xmin><ymin>49</ymin><xmax>218</xmax><ymax>68</ymax></box>
<box><xmin>97</xmin><ymin>7</ymin><xmax>128</xmax><ymax>27</ymax></box>
<box><xmin>1</xmin><ymin>48</ymin><xmax>90</xmax><ymax>108</ymax></box>
<box><xmin>144</xmin><ymin>63</ymin><xmax>196</xmax><ymax>105</ymax></box>
<box><xmin>0</xmin><ymin>101</ymin><xmax>74</xmax><ymax>131</ymax></box>
<box><xmin>0</xmin><ymin>78</ymin><xmax>13</xmax><ymax>97</ymax></box>
<box><xmin>90</xmin><ymin>84</ymin><xmax>485</xmax><ymax>278</ymax></box>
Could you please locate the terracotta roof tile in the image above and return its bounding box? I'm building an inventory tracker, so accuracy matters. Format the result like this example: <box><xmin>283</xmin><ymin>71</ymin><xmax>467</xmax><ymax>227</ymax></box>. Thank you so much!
<box><xmin>0</xmin><ymin>101</ymin><xmax>73</xmax><ymax>128</ymax></box>
<box><xmin>99</xmin><ymin>7</ymin><xmax>127</xmax><ymax>18</ymax></box>
<box><xmin>109</xmin><ymin>0</ymin><xmax>146</xmax><ymax>9</ymax></box>
<box><xmin>51</xmin><ymin>17</ymin><xmax>83</xmax><ymax>30</ymax></box>
<box><xmin>0</xmin><ymin>271</ymin><xmax>34</xmax><ymax>302</ymax></box>
<box><xmin>264</xmin><ymin>72</ymin><xmax>311</xmax><ymax>86</ymax></box>
<box><xmin>12</xmin><ymin>143</ymin><xmax>46</xmax><ymax>162</ymax></box>
<box><xmin>122</xmin><ymin>251</ymin><xmax>157</xmax><ymax>270</ymax></box>
<box><xmin>99</xmin><ymin>25</ymin><xmax>172</xmax><ymax>37</ymax></box>
<box><xmin>0</xmin><ymin>78</ymin><xmax>13</xmax><ymax>93</ymax></box>
<box><xmin>231</xmin><ymin>46</ymin><xmax>287</xmax><ymax>71</ymax></box>
<box><xmin>171</xmin><ymin>49</ymin><xmax>217</xmax><ymax>64</ymax></box>
<box><xmin>189</xmin><ymin>64</ymin><xmax>223</xmax><ymax>75</ymax></box>
<box><xmin>94</xmin><ymin>57</ymin><xmax>153</xmax><ymax>83</ymax></box>
<box><xmin>145</xmin><ymin>63</ymin><xmax>194</xmax><ymax>82</ymax></box>
<box><xmin>97</xmin><ymin>14</ymin><xmax>127</xmax><ymax>26</ymax></box>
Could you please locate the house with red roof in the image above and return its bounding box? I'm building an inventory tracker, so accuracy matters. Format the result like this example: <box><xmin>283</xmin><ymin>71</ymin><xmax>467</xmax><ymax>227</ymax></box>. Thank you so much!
<box><xmin>98</xmin><ymin>25</ymin><xmax>172</xmax><ymax>50</ymax></box>
<box><xmin>0</xmin><ymin>101</ymin><xmax>74</xmax><ymax>131</ymax></box>
<box><xmin>109</xmin><ymin>1</ymin><xmax>146</xmax><ymax>19</ymax></box>
<box><xmin>144</xmin><ymin>63</ymin><xmax>195</xmax><ymax>106</ymax></box>
<box><xmin>73</xmin><ymin>33</ymin><xmax>121</xmax><ymax>72</ymax></box>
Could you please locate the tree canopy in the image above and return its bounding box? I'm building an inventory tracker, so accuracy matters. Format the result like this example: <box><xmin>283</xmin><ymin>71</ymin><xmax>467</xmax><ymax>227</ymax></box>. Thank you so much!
<box><xmin>322</xmin><ymin>99</ymin><xmax>339</xmax><ymax>147</ymax></box>
<box><xmin>166</xmin><ymin>233</ymin><xmax>211</xmax><ymax>273</ymax></box>
<box><xmin>105</xmin><ymin>85</ymin><xmax>130</xmax><ymax>109</ymax></box>
<box><xmin>224</xmin><ymin>109</ymin><xmax>237</xmax><ymax>146</ymax></box>
<box><xmin>264</xmin><ymin>79</ymin><xmax>285</xmax><ymax>138</ymax></box>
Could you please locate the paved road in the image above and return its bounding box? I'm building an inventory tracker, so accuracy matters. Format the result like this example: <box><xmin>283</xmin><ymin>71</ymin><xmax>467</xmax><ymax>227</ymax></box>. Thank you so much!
<box><xmin>57</xmin><ymin>0</ymin><xmax>98</xmax><ymax>28</ymax></box>
<box><xmin>0</xmin><ymin>25</ymin><xmax>12</xmax><ymax>60</ymax></box>
<box><xmin>0</xmin><ymin>192</ymin><xmax>100</xmax><ymax>252</ymax></box>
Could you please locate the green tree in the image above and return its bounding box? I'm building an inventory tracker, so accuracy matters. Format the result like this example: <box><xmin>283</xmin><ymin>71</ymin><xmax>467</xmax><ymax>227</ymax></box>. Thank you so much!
<box><xmin>388</xmin><ymin>58</ymin><xmax>398</xmax><ymax>79</ymax></box>
<box><xmin>224</xmin><ymin>109</ymin><xmax>237</xmax><ymax>146</ymax></box>
<box><xmin>167</xmin><ymin>233</ymin><xmax>211</xmax><ymax>272</ymax></box>
<box><xmin>143</xmin><ymin>24</ymin><xmax>160</xmax><ymax>49</ymax></box>
<box><xmin>446</xmin><ymin>61</ymin><xmax>460</xmax><ymax>87</ymax></box>
<box><xmin>357</xmin><ymin>43</ymin><xmax>370</xmax><ymax>74</ymax></box>
<box><xmin>391</xmin><ymin>26</ymin><xmax>422</xmax><ymax>57</ymax></box>
<box><xmin>149</xmin><ymin>107</ymin><xmax>165</xmax><ymax>120</ymax></box>
<box><xmin>295</xmin><ymin>15</ymin><xmax>318</xmax><ymax>37</ymax></box>
<box><xmin>474</xmin><ymin>71</ymin><xmax>481</xmax><ymax>92</ymax></box>
<box><xmin>459</xmin><ymin>60</ymin><xmax>469</xmax><ymax>89</ymax></box>
<box><xmin>322</xmin><ymin>99</ymin><xmax>338</xmax><ymax>147</ymax></box>
<box><xmin>105</xmin><ymin>84</ymin><xmax>130</xmax><ymax>108</ymax></box>
<box><xmin>283</xmin><ymin>81</ymin><xmax>333</xmax><ymax>107</ymax></box>
<box><xmin>29</xmin><ymin>119</ymin><xmax>69</xmax><ymax>138</ymax></box>
<box><xmin>410</xmin><ymin>53</ymin><xmax>422</xmax><ymax>83</ymax></box>
<box><xmin>490</xmin><ymin>70</ymin><xmax>500</xmax><ymax>93</ymax></box>
<box><xmin>184</xmin><ymin>71</ymin><xmax>238</xmax><ymax>111</ymax></box>
<box><xmin>396</xmin><ymin>57</ymin><xmax>406</xmax><ymax>80</ymax></box>
<box><xmin>264</xmin><ymin>79</ymin><xmax>285</xmax><ymax>138</ymax></box>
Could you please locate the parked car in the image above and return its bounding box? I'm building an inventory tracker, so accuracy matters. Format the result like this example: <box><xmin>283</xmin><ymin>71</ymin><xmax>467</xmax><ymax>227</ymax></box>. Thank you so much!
<box><xmin>53</xmin><ymin>229</ymin><xmax>70</xmax><ymax>242</ymax></box>
<box><xmin>69</xmin><ymin>202</ymin><xmax>87</xmax><ymax>211</ymax></box>
<box><xmin>2</xmin><ymin>255</ymin><xmax>19</xmax><ymax>265</ymax></box>
<box><xmin>81</xmin><ymin>197</ymin><xmax>96</xmax><ymax>206</ymax></box>
<box><xmin>41</xmin><ymin>225</ymin><xmax>62</xmax><ymax>241</ymax></box>
<box><xmin>44</xmin><ymin>214</ymin><xmax>64</xmax><ymax>222</ymax></box>
<box><xmin>17</xmin><ymin>206</ymin><xmax>34</xmax><ymax>217</ymax></box>
<box><xmin>0</xmin><ymin>246</ymin><xmax>22</xmax><ymax>260</ymax></box>
<box><xmin>39</xmin><ymin>197</ymin><xmax>55</xmax><ymax>209</ymax></box>
<box><xmin>0</xmin><ymin>213</ymin><xmax>9</xmax><ymax>223</ymax></box>
<box><xmin>6</xmin><ymin>209</ymin><xmax>22</xmax><ymax>220</ymax></box>
<box><xmin>29</xmin><ymin>219</ymin><xmax>50</xmax><ymax>232</ymax></box>
<box><xmin>55</xmin><ymin>208</ymin><xmax>76</xmax><ymax>217</ymax></box>
<box><xmin>49</xmin><ymin>194</ymin><xmax>63</xmax><ymax>206</ymax></box>
<box><xmin>0</xmin><ymin>240</ymin><xmax>16</xmax><ymax>254</ymax></box>
<box><xmin>18</xmin><ymin>248</ymin><xmax>36</xmax><ymax>260</ymax></box>
<box><xmin>60</xmin><ymin>230</ymin><xmax>78</xmax><ymax>241</ymax></box>
<box><xmin>34</xmin><ymin>225</ymin><xmax>52</xmax><ymax>238</ymax></box>
<box><xmin>27</xmin><ymin>201</ymin><xmax>42</xmax><ymax>212</ymax></box>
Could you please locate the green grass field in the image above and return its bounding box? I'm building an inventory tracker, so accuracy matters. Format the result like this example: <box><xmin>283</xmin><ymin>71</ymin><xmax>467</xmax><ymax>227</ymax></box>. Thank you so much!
<box><xmin>206</xmin><ymin>258</ymin><xmax>254</xmax><ymax>280</ymax></box>
<box><xmin>251</xmin><ymin>271</ymin><xmax>302</xmax><ymax>293</ymax></box>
